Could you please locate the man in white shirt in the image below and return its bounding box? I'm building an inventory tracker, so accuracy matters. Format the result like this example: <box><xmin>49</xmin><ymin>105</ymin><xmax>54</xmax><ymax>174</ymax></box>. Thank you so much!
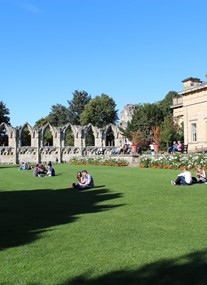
<box><xmin>171</xmin><ymin>166</ymin><xmax>192</xmax><ymax>185</ymax></box>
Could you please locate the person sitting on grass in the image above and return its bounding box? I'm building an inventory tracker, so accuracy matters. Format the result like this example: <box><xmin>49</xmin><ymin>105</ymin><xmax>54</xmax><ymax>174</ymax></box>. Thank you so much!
<box><xmin>72</xmin><ymin>171</ymin><xmax>84</xmax><ymax>188</ymax></box>
<box><xmin>32</xmin><ymin>164</ymin><xmax>46</xmax><ymax>177</ymax></box>
<box><xmin>73</xmin><ymin>170</ymin><xmax>94</xmax><ymax>189</ymax></box>
<box><xmin>171</xmin><ymin>166</ymin><xmax>192</xmax><ymax>186</ymax></box>
<box><xmin>38</xmin><ymin>163</ymin><xmax>47</xmax><ymax>173</ymax></box>
<box><xmin>45</xmin><ymin>165</ymin><xmax>55</xmax><ymax>177</ymax></box>
<box><xmin>196</xmin><ymin>165</ymin><xmax>206</xmax><ymax>183</ymax></box>
<box><xmin>19</xmin><ymin>162</ymin><xmax>30</xmax><ymax>170</ymax></box>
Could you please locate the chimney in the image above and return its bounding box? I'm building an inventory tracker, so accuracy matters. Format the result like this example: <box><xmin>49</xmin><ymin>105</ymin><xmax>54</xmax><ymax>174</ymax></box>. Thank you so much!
<box><xmin>182</xmin><ymin>77</ymin><xmax>202</xmax><ymax>90</ymax></box>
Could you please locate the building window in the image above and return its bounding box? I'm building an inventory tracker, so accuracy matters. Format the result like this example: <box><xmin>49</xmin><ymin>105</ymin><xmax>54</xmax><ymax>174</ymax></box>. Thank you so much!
<box><xmin>191</xmin><ymin>123</ymin><xmax>197</xmax><ymax>142</ymax></box>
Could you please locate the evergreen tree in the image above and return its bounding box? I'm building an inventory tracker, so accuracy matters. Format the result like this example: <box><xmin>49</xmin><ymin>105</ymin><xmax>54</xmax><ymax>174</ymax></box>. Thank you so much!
<box><xmin>48</xmin><ymin>104</ymin><xmax>68</xmax><ymax>127</ymax></box>
<box><xmin>0</xmin><ymin>101</ymin><xmax>10</xmax><ymax>125</ymax></box>
<box><xmin>0</xmin><ymin>101</ymin><xmax>10</xmax><ymax>145</ymax></box>
<box><xmin>67</xmin><ymin>90</ymin><xmax>91</xmax><ymax>125</ymax></box>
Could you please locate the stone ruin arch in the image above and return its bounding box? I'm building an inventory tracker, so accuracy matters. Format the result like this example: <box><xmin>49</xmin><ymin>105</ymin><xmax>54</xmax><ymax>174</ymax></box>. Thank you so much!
<box><xmin>62</xmin><ymin>123</ymin><xmax>76</xmax><ymax>147</ymax></box>
<box><xmin>0</xmin><ymin>122</ymin><xmax>9</xmax><ymax>147</ymax></box>
<box><xmin>19</xmin><ymin>123</ymin><xmax>34</xmax><ymax>147</ymax></box>
<box><xmin>0</xmin><ymin>123</ymin><xmax>18</xmax><ymax>163</ymax></box>
<box><xmin>0</xmin><ymin>122</ymin><xmax>125</xmax><ymax>164</ymax></box>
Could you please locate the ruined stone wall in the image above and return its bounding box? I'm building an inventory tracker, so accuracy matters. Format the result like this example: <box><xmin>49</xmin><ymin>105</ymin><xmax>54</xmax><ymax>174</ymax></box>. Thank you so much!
<box><xmin>0</xmin><ymin>122</ymin><xmax>124</xmax><ymax>164</ymax></box>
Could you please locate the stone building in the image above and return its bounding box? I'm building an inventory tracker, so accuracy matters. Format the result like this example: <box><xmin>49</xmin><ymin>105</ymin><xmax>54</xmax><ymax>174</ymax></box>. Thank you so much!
<box><xmin>172</xmin><ymin>75</ymin><xmax>207</xmax><ymax>153</ymax></box>
<box><xmin>0</xmin><ymin>122</ymin><xmax>123</xmax><ymax>164</ymax></box>
<box><xmin>119</xmin><ymin>104</ymin><xmax>135</xmax><ymax>129</ymax></box>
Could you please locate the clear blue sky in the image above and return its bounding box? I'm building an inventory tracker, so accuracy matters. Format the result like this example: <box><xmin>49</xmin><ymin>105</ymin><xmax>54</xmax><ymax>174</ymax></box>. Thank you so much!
<box><xmin>1</xmin><ymin>0</ymin><xmax>207</xmax><ymax>127</ymax></box>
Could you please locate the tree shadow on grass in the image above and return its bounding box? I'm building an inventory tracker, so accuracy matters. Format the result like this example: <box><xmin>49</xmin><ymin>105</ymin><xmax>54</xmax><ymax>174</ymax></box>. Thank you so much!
<box><xmin>0</xmin><ymin>188</ymin><xmax>123</xmax><ymax>250</ymax></box>
<box><xmin>59</xmin><ymin>249</ymin><xmax>207</xmax><ymax>285</ymax></box>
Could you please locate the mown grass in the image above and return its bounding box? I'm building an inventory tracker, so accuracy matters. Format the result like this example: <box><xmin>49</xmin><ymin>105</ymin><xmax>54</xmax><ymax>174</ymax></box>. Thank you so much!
<box><xmin>1</xmin><ymin>164</ymin><xmax>207</xmax><ymax>285</ymax></box>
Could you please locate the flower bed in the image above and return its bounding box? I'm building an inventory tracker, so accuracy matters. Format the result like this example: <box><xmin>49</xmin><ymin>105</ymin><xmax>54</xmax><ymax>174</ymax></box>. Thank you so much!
<box><xmin>69</xmin><ymin>157</ymin><xmax>129</xmax><ymax>167</ymax></box>
<box><xmin>138</xmin><ymin>153</ymin><xmax>207</xmax><ymax>169</ymax></box>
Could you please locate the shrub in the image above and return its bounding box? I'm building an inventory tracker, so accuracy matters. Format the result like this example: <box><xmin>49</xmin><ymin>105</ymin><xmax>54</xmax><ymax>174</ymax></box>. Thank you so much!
<box><xmin>69</xmin><ymin>157</ymin><xmax>129</xmax><ymax>167</ymax></box>
<box><xmin>138</xmin><ymin>153</ymin><xmax>207</xmax><ymax>169</ymax></box>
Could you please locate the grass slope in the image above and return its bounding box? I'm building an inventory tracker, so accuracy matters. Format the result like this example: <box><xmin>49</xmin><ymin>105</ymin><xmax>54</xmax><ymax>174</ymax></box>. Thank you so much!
<box><xmin>1</xmin><ymin>164</ymin><xmax>207</xmax><ymax>285</ymax></box>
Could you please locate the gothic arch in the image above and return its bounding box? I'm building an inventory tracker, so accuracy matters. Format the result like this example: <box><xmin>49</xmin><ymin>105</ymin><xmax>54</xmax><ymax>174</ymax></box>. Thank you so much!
<box><xmin>104</xmin><ymin>124</ymin><xmax>115</xmax><ymax>146</ymax></box>
<box><xmin>62</xmin><ymin>123</ymin><xmax>76</xmax><ymax>146</ymax></box>
<box><xmin>84</xmin><ymin>124</ymin><xmax>95</xmax><ymax>146</ymax></box>
<box><xmin>19</xmin><ymin>123</ymin><xmax>34</xmax><ymax>146</ymax></box>
<box><xmin>41</xmin><ymin>123</ymin><xmax>56</xmax><ymax>146</ymax></box>
<box><xmin>0</xmin><ymin>122</ymin><xmax>10</xmax><ymax>146</ymax></box>
<box><xmin>62</xmin><ymin>123</ymin><xmax>76</xmax><ymax>138</ymax></box>
<box><xmin>0</xmin><ymin>122</ymin><xmax>13</xmax><ymax>138</ymax></box>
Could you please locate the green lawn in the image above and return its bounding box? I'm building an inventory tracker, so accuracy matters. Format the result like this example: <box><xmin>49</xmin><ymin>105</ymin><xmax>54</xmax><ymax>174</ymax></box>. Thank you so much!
<box><xmin>1</xmin><ymin>164</ymin><xmax>207</xmax><ymax>285</ymax></box>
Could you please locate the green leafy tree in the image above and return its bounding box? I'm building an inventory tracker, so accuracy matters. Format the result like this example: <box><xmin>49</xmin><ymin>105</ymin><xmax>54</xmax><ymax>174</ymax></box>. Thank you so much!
<box><xmin>35</xmin><ymin>116</ymin><xmax>50</xmax><ymax>128</ymax></box>
<box><xmin>121</xmin><ymin>103</ymin><xmax>164</xmax><ymax>140</ymax></box>
<box><xmin>0</xmin><ymin>101</ymin><xmax>10</xmax><ymax>125</ymax></box>
<box><xmin>0</xmin><ymin>101</ymin><xmax>10</xmax><ymax>145</ymax></box>
<box><xmin>48</xmin><ymin>104</ymin><xmax>68</xmax><ymax>127</ymax></box>
<box><xmin>80</xmin><ymin>94</ymin><xmax>118</xmax><ymax>128</ymax></box>
<box><xmin>67</xmin><ymin>90</ymin><xmax>91</xmax><ymax>125</ymax></box>
<box><xmin>157</xmin><ymin>91</ymin><xmax>178</xmax><ymax>117</ymax></box>
<box><xmin>160</xmin><ymin>116</ymin><xmax>176</xmax><ymax>145</ymax></box>
<box><xmin>160</xmin><ymin>115</ymin><xmax>182</xmax><ymax>150</ymax></box>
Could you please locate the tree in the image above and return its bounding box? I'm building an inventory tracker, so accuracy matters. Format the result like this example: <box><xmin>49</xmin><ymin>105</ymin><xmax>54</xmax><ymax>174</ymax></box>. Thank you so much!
<box><xmin>0</xmin><ymin>101</ymin><xmax>10</xmax><ymax>125</ymax></box>
<box><xmin>35</xmin><ymin>116</ymin><xmax>50</xmax><ymax>128</ymax></box>
<box><xmin>160</xmin><ymin>116</ymin><xmax>176</xmax><ymax>145</ymax></box>
<box><xmin>80</xmin><ymin>94</ymin><xmax>118</xmax><ymax>128</ymax></box>
<box><xmin>47</xmin><ymin>104</ymin><xmax>68</xmax><ymax>127</ymax></box>
<box><xmin>67</xmin><ymin>90</ymin><xmax>91</xmax><ymax>125</ymax></box>
<box><xmin>121</xmin><ymin>103</ymin><xmax>164</xmax><ymax>141</ymax></box>
<box><xmin>0</xmin><ymin>101</ymin><xmax>10</xmax><ymax>145</ymax></box>
<box><xmin>157</xmin><ymin>91</ymin><xmax>178</xmax><ymax>117</ymax></box>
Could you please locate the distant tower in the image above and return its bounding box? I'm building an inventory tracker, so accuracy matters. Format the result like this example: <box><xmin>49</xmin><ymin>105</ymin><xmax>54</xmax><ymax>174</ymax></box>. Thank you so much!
<box><xmin>119</xmin><ymin>104</ymin><xmax>135</xmax><ymax>129</ymax></box>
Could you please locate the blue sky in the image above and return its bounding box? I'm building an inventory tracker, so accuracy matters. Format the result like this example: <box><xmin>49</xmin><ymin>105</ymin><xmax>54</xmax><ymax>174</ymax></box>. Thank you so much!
<box><xmin>1</xmin><ymin>0</ymin><xmax>207</xmax><ymax>127</ymax></box>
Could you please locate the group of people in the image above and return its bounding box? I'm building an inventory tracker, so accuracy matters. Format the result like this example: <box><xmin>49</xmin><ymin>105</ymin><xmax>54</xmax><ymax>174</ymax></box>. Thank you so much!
<box><xmin>168</xmin><ymin>141</ymin><xmax>183</xmax><ymax>153</ymax></box>
<box><xmin>19</xmin><ymin>162</ymin><xmax>31</xmax><ymax>170</ymax></box>
<box><xmin>32</xmin><ymin>161</ymin><xmax>55</xmax><ymax>177</ymax></box>
<box><xmin>72</xmin><ymin>169</ymin><xmax>94</xmax><ymax>189</ymax></box>
<box><xmin>19</xmin><ymin>161</ymin><xmax>97</xmax><ymax>191</ymax></box>
<box><xmin>171</xmin><ymin>165</ymin><xmax>207</xmax><ymax>186</ymax></box>
<box><xmin>112</xmin><ymin>144</ymin><xmax>132</xmax><ymax>155</ymax></box>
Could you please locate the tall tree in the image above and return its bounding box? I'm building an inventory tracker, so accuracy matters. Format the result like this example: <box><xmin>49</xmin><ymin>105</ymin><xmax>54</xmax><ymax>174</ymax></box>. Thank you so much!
<box><xmin>122</xmin><ymin>103</ymin><xmax>164</xmax><ymax>140</ymax></box>
<box><xmin>0</xmin><ymin>101</ymin><xmax>10</xmax><ymax>124</ymax></box>
<box><xmin>157</xmin><ymin>91</ymin><xmax>178</xmax><ymax>117</ymax></box>
<box><xmin>160</xmin><ymin>115</ymin><xmax>178</xmax><ymax>149</ymax></box>
<box><xmin>48</xmin><ymin>104</ymin><xmax>68</xmax><ymax>127</ymax></box>
<box><xmin>67</xmin><ymin>90</ymin><xmax>91</xmax><ymax>125</ymax></box>
<box><xmin>80</xmin><ymin>94</ymin><xmax>118</xmax><ymax>128</ymax></box>
<box><xmin>35</xmin><ymin>116</ymin><xmax>50</xmax><ymax>128</ymax></box>
<box><xmin>0</xmin><ymin>101</ymin><xmax>10</xmax><ymax>145</ymax></box>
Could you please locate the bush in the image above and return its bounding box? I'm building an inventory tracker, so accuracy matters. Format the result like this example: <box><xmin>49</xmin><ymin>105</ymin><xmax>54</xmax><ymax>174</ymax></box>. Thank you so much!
<box><xmin>69</xmin><ymin>157</ymin><xmax>129</xmax><ymax>167</ymax></box>
<box><xmin>139</xmin><ymin>153</ymin><xmax>207</xmax><ymax>169</ymax></box>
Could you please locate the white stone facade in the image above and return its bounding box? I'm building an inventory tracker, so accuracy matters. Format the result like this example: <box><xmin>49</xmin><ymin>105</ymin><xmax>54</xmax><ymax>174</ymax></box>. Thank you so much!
<box><xmin>172</xmin><ymin>76</ymin><xmax>207</xmax><ymax>153</ymax></box>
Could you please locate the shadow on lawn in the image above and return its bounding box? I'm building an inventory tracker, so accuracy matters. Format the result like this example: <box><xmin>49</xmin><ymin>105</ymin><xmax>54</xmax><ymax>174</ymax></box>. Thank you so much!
<box><xmin>59</xmin><ymin>249</ymin><xmax>207</xmax><ymax>285</ymax></box>
<box><xmin>0</xmin><ymin>188</ymin><xmax>123</xmax><ymax>250</ymax></box>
